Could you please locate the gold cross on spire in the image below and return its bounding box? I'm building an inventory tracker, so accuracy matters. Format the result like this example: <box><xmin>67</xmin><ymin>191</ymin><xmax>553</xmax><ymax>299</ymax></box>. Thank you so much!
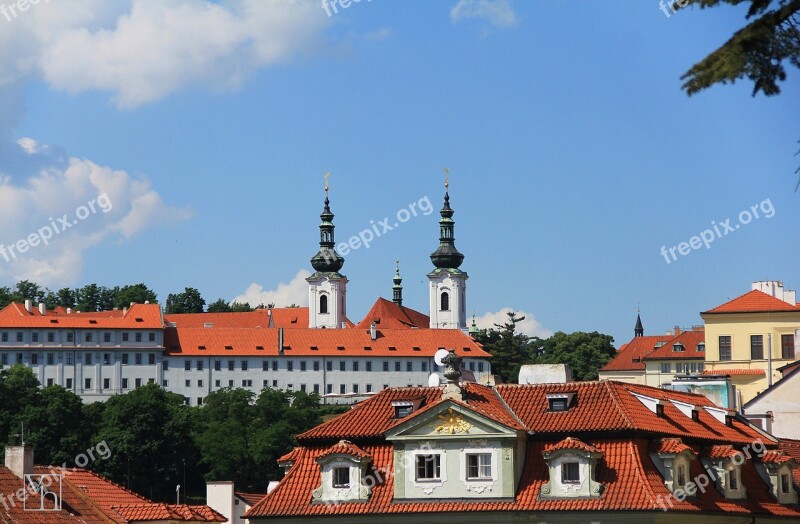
<box><xmin>323</xmin><ymin>172</ymin><xmax>330</xmax><ymax>193</ymax></box>
<box><xmin>443</xmin><ymin>167</ymin><xmax>449</xmax><ymax>189</ymax></box>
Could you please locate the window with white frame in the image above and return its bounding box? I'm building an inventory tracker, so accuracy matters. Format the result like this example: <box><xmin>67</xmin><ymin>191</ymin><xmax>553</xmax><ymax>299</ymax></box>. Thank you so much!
<box><xmin>416</xmin><ymin>454</ymin><xmax>441</xmax><ymax>481</ymax></box>
<box><xmin>466</xmin><ymin>453</ymin><xmax>492</xmax><ymax>480</ymax></box>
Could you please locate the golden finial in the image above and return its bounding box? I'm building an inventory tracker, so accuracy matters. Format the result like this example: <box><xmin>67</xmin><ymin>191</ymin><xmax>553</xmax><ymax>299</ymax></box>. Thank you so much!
<box><xmin>443</xmin><ymin>167</ymin><xmax>449</xmax><ymax>189</ymax></box>
<box><xmin>323</xmin><ymin>172</ymin><xmax>330</xmax><ymax>193</ymax></box>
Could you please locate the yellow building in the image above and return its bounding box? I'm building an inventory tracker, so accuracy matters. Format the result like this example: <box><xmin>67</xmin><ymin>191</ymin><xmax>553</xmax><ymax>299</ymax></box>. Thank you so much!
<box><xmin>701</xmin><ymin>281</ymin><xmax>800</xmax><ymax>405</ymax></box>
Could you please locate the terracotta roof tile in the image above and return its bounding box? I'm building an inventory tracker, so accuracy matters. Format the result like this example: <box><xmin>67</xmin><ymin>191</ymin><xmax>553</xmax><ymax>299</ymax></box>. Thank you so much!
<box><xmin>600</xmin><ymin>335</ymin><xmax>674</xmax><ymax>372</ymax></box>
<box><xmin>702</xmin><ymin>369</ymin><xmax>765</xmax><ymax>377</ymax></box>
<box><xmin>703</xmin><ymin>289</ymin><xmax>800</xmax><ymax>314</ymax></box>
<box><xmin>165</xmin><ymin>308</ymin><xmax>308</xmax><ymax>329</ymax></box>
<box><xmin>642</xmin><ymin>330</ymin><xmax>705</xmax><ymax>361</ymax></box>
<box><xmin>235</xmin><ymin>492</ymin><xmax>267</xmax><ymax>506</ymax></box>
<box><xmin>651</xmin><ymin>437</ymin><xmax>696</xmax><ymax>456</ymax></box>
<box><xmin>112</xmin><ymin>503</ymin><xmax>226</xmax><ymax>522</ymax></box>
<box><xmin>165</xmin><ymin>327</ymin><xmax>489</xmax><ymax>358</ymax></box>
<box><xmin>706</xmin><ymin>444</ymin><xmax>743</xmax><ymax>459</ymax></box>
<box><xmin>760</xmin><ymin>450</ymin><xmax>795</xmax><ymax>465</ymax></box>
<box><xmin>317</xmin><ymin>440</ymin><xmax>372</xmax><ymax>461</ymax></box>
<box><xmin>778</xmin><ymin>438</ymin><xmax>800</xmax><ymax>485</ymax></box>
<box><xmin>543</xmin><ymin>436</ymin><xmax>602</xmax><ymax>455</ymax></box>
<box><xmin>0</xmin><ymin>302</ymin><xmax>162</xmax><ymax>329</ymax></box>
<box><xmin>355</xmin><ymin>298</ymin><xmax>430</xmax><ymax>330</ymax></box>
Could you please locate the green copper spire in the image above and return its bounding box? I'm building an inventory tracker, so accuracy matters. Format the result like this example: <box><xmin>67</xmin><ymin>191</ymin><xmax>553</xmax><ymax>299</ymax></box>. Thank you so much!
<box><xmin>392</xmin><ymin>260</ymin><xmax>403</xmax><ymax>306</ymax></box>
<box><xmin>310</xmin><ymin>173</ymin><xmax>344</xmax><ymax>273</ymax></box>
<box><xmin>430</xmin><ymin>171</ymin><xmax>464</xmax><ymax>270</ymax></box>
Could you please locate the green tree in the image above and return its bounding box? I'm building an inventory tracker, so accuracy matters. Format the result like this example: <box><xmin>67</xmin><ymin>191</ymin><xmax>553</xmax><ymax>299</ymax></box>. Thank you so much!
<box><xmin>0</xmin><ymin>286</ymin><xmax>12</xmax><ymax>308</ymax></box>
<box><xmin>230</xmin><ymin>301</ymin><xmax>253</xmax><ymax>312</ymax></box>
<box><xmin>11</xmin><ymin>280</ymin><xmax>45</xmax><ymax>304</ymax></box>
<box><xmin>165</xmin><ymin>288</ymin><xmax>206</xmax><ymax>314</ymax></box>
<box><xmin>93</xmin><ymin>384</ymin><xmax>196</xmax><ymax>501</ymax></box>
<box><xmin>114</xmin><ymin>284</ymin><xmax>158</xmax><ymax>307</ymax></box>
<box><xmin>205</xmin><ymin>299</ymin><xmax>232</xmax><ymax>313</ymax></box>
<box><xmin>530</xmin><ymin>331</ymin><xmax>617</xmax><ymax>381</ymax></box>
<box><xmin>54</xmin><ymin>288</ymin><xmax>76</xmax><ymax>309</ymax></box>
<box><xmin>676</xmin><ymin>0</ymin><xmax>800</xmax><ymax>97</ymax></box>
<box><xmin>473</xmin><ymin>311</ymin><xmax>531</xmax><ymax>384</ymax></box>
<box><xmin>75</xmin><ymin>284</ymin><xmax>104</xmax><ymax>312</ymax></box>
<box><xmin>21</xmin><ymin>385</ymin><xmax>89</xmax><ymax>466</ymax></box>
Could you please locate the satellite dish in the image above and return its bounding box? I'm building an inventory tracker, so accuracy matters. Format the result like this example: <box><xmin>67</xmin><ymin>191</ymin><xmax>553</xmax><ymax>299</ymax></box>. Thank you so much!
<box><xmin>434</xmin><ymin>349</ymin><xmax>449</xmax><ymax>367</ymax></box>
<box><xmin>427</xmin><ymin>373</ymin><xmax>441</xmax><ymax>387</ymax></box>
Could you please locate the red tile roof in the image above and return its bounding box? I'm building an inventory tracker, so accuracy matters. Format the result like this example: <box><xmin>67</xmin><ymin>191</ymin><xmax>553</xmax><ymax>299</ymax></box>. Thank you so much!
<box><xmin>600</xmin><ymin>335</ymin><xmax>673</xmax><ymax>372</ymax></box>
<box><xmin>543</xmin><ymin>437</ymin><xmax>601</xmax><ymax>455</ymax></box>
<box><xmin>760</xmin><ymin>450</ymin><xmax>795</xmax><ymax>465</ymax></box>
<box><xmin>277</xmin><ymin>447</ymin><xmax>302</xmax><ymax>464</ymax></box>
<box><xmin>164</xmin><ymin>326</ymin><xmax>489</xmax><ymax>358</ymax></box>
<box><xmin>778</xmin><ymin>439</ymin><xmax>800</xmax><ymax>485</ymax></box>
<box><xmin>354</xmin><ymin>298</ymin><xmax>430</xmax><ymax>330</ymax></box>
<box><xmin>165</xmin><ymin>308</ymin><xmax>308</xmax><ymax>329</ymax></box>
<box><xmin>28</xmin><ymin>466</ymin><xmax>223</xmax><ymax>523</ymax></box>
<box><xmin>703</xmin><ymin>289</ymin><xmax>800</xmax><ymax>314</ymax></box>
<box><xmin>706</xmin><ymin>444</ymin><xmax>744</xmax><ymax>460</ymax></box>
<box><xmin>317</xmin><ymin>440</ymin><xmax>371</xmax><ymax>461</ymax></box>
<box><xmin>0</xmin><ymin>302</ymin><xmax>163</xmax><ymax>329</ymax></box>
<box><xmin>235</xmin><ymin>492</ymin><xmax>267</xmax><ymax>507</ymax></box>
<box><xmin>642</xmin><ymin>330</ymin><xmax>705</xmax><ymax>361</ymax></box>
<box><xmin>247</xmin><ymin>379</ymin><xmax>800</xmax><ymax>519</ymax></box>
<box><xmin>247</xmin><ymin>437</ymin><xmax>800</xmax><ymax>519</ymax></box>
<box><xmin>298</xmin><ymin>382</ymin><xmax>523</xmax><ymax>442</ymax></box>
<box><xmin>112</xmin><ymin>504</ymin><xmax>226</xmax><ymax>522</ymax></box>
<box><xmin>702</xmin><ymin>369</ymin><xmax>766</xmax><ymax>377</ymax></box>
<box><xmin>651</xmin><ymin>437</ymin><xmax>696</xmax><ymax>456</ymax></box>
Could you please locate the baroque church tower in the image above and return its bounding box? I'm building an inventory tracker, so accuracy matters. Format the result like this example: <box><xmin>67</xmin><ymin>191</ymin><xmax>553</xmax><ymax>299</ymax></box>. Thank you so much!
<box><xmin>307</xmin><ymin>174</ymin><xmax>348</xmax><ymax>329</ymax></box>
<box><xmin>428</xmin><ymin>173</ymin><xmax>468</xmax><ymax>329</ymax></box>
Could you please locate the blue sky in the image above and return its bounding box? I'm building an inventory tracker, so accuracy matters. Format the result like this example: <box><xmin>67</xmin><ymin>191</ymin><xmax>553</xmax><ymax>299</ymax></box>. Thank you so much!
<box><xmin>0</xmin><ymin>0</ymin><xmax>797</xmax><ymax>346</ymax></box>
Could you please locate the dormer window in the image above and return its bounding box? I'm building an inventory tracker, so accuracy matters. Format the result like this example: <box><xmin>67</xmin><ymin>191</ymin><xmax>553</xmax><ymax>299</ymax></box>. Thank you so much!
<box><xmin>672</xmin><ymin>343</ymin><xmax>685</xmax><ymax>352</ymax></box>
<box><xmin>759</xmin><ymin>450</ymin><xmax>798</xmax><ymax>504</ymax></box>
<box><xmin>312</xmin><ymin>440</ymin><xmax>371</xmax><ymax>503</ymax></box>
<box><xmin>541</xmin><ymin>437</ymin><xmax>604</xmax><ymax>499</ymax></box>
<box><xmin>697</xmin><ymin>343</ymin><xmax>705</xmax><ymax>351</ymax></box>
<box><xmin>677</xmin><ymin>464</ymin><xmax>687</xmax><ymax>488</ymax></box>
<box><xmin>651</xmin><ymin>438</ymin><xmax>697</xmax><ymax>496</ymax></box>
<box><xmin>332</xmin><ymin>467</ymin><xmax>350</xmax><ymax>488</ymax></box>
<box><xmin>561</xmin><ymin>461</ymin><xmax>580</xmax><ymax>483</ymax></box>
<box><xmin>392</xmin><ymin>398</ymin><xmax>424</xmax><ymax>418</ymax></box>
<box><xmin>705</xmin><ymin>445</ymin><xmax>747</xmax><ymax>500</ymax></box>
<box><xmin>546</xmin><ymin>392</ymin><xmax>576</xmax><ymax>412</ymax></box>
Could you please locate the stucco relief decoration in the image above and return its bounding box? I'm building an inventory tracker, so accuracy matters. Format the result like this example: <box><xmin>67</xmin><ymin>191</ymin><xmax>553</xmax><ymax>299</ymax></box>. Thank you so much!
<box><xmin>435</xmin><ymin>408</ymin><xmax>471</xmax><ymax>434</ymax></box>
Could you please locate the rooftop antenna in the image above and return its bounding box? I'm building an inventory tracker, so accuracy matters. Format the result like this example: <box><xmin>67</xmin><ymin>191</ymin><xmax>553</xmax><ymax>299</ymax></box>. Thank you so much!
<box><xmin>176</xmin><ymin>484</ymin><xmax>181</xmax><ymax>505</ymax></box>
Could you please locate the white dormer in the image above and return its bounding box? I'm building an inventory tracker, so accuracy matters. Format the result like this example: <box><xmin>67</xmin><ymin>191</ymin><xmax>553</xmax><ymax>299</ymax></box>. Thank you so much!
<box><xmin>651</xmin><ymin>438</ymin><xmax>697</xmax><ymax>495</ymax></box>
<box><xmin>540</xmin><ymin>437</ymin><xmax>604</xmax><ymax>499</ymax></box>
<box><xmin>704</xmin><ymin>445</ymin><xmax>747</xmax><ymax>500</ymax></box>
<box><xmin>759</xmin><ymin>451</ymin><xmax>798</xmax><ymax>505</ymax></box>
<box><xmin>311</xmin><ymin>440</ymin><xmax>372</xmax><ymax>504</ymax></box>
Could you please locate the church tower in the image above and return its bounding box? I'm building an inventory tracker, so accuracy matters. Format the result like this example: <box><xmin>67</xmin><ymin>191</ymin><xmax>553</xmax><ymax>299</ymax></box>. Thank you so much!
<box><xmin>428</xmin><ymin>172</ymin><xmax>468</xmax><ymax>329</ymax></box>
<box><xmin>307</xmin><ymin>174</ymin><xmax>348</xmax><ymax>329</ymax></box>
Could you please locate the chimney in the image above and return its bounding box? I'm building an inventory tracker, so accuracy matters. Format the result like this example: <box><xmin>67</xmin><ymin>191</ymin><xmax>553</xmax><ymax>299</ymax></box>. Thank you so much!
<box><xmin>370</xmin><ymin>322</ymin><xmax>377</xmax><ymax>341</ymax></box>
<box><xmin>206</xmin><ymin>482</ymin><xmax>235</xmax><ymax>524</ymax></box>
<box><xmin>122</xmin><ymin>307</ymin><xmax>127</xmax><ymax>315</ymax></box>
<box><xmin>5</xmin><ymin>446</ymin><xmax>33</xmax><ymax>479</ymax></box>
<box><xmin>24</xmin><ymin>299</ymin><xmax>32</xmax><ymax>313</ymax></box>
<box><xmin>38</xmin><ymin>302</ymin><xmax>46</xmax><ymax>315</ymax></box>
<box><xmin>674</xmin><ymin>326</ymin><xmax>682</xmax><ymax>336</ymax></box>
<box><xmin>66</xmin><ymin>308</ymin><xmax>72</xmax><ymax>315</ymax></box>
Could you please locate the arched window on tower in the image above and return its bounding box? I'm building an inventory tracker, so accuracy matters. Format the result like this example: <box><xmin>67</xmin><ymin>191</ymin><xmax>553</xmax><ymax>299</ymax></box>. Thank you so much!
<box><xmin>440</xmin><ymin>292</ymin><xmax>450</xmax><ymax>311</ymax></box>
<box><xmin>320</xmin><ymin>294</ymin><xmax>329</xmax><ymax>314</ymax></box>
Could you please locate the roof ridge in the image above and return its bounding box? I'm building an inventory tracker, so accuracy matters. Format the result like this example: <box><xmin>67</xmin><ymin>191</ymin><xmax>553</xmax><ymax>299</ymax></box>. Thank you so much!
<box><xmin>59</xmin><ymin>470</ymin><xmax>127</xmax><ymax>524</ymax></box>
<box><xmin>603</xmin><ymin>381</ymin><xmax>636</xmax><ymax>430</ymax></box>
<box><xmin>490</xmin><ymin>384</ymin><xmax>528</xmax><ymax>431</ymax></box>
<box><xmin>627</xmin><ymin>440</ymin><xmax>662</xmax><ymax>510</ymax></box>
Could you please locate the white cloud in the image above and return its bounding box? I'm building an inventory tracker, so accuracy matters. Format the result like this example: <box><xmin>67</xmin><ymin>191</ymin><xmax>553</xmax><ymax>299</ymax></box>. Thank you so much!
<box><xmin>450</xmin><ymin>0</ymin><xmax>517</xmax><ymax>28</ymax></box>
<box><xmin>0</xmin><ymin>138</ymin><xmax>192</xmax><ymax>286</ymax></box>
<box><xmin>0</xmin><ymin>0</ymin><xmax>331</xmax><ymax>108</ymax></box>
<box><xmin>474</xmin><ymin>308</ymin><xmax>552</xmax><ymax>338</ymax></box>
<box><xmin>233</xmin><ymin>269</ymin><xmax>311</xmax><ymax>308</ymax></box>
